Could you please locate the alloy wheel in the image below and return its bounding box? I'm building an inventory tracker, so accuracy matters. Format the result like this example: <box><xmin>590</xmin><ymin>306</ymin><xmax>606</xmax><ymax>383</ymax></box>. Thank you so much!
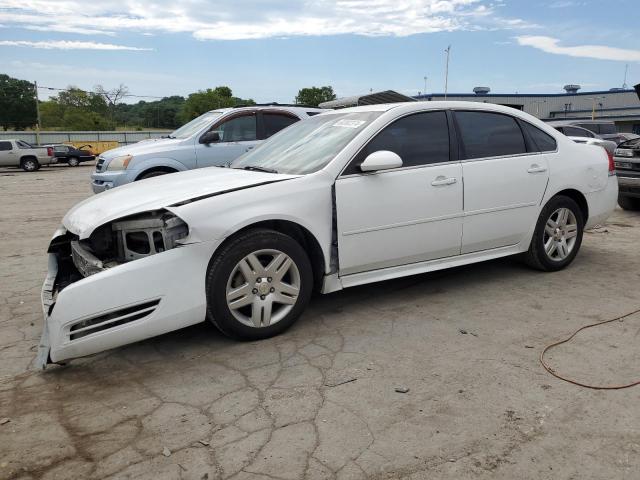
<box><xmin>225</xmin><ymin>249</ymin><xmax>301</xmax><ymax>328</ymax></box>
<box><xmin>24</xmin><ymin>160</ymin><xmax>37</xmax><ymax>171</ymax></box>
<box><xmin>543</xmin><ymin>207</ymin><xmax>578</xmax><ymax>261</ymax></box>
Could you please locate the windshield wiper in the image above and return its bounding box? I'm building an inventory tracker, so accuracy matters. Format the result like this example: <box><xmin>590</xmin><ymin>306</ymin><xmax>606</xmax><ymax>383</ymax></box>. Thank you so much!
<box><xmin>239</xmin><ymin>165</ymin><xmax>278</xmax><ymax>174</ymax></box>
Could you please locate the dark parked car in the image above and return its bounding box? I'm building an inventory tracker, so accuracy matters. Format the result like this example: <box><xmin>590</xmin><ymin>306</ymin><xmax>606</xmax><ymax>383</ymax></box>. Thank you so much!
<box><xmin>48</xmin><ymin>144</ymin><xmax>95</xmax><ymax>167</ymax></box>
<box><xmin>614</xmin><ymin>137</ymin><xmax>640</xmax><ymax>210</ymax></box>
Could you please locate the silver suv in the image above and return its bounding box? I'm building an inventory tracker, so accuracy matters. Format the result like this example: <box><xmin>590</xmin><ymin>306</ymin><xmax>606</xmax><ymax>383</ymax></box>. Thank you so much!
<box><xmin>91</xmin><ymin>105</ymin><xmax>323</xmax><ymax>193</ymax></box>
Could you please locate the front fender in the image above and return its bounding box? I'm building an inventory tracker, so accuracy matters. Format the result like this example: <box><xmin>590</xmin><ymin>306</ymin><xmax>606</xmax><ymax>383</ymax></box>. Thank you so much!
<box><xmin>129</xmin><ymin>157</ymin><xmax>190</xmax><ymax>178</ymax></box>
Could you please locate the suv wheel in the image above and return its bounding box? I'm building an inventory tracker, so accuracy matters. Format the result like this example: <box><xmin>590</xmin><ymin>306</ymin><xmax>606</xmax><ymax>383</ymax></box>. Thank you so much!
<box><xmin>138</xmin><ymin>170</ymin><xmax>171</xmax><ymax>181</ymax></box>
<box><xmin>205</xmin><ymin>229</ymin><xmax>313</xmax><ymax>340</ymax></box>
<box><xmin>618</xmin><ymin>195</ymin><xmax>640</xmax><ymax>211</ymax></box>
<box><xmin>524</xmin><ymin>195</ymin><xmax>584</xmax><ymax>272</ymax></box>
<box><xmin>21</xmin><ymin>158</ymin><xmax>40</xmax><ymax>172</ymax></box>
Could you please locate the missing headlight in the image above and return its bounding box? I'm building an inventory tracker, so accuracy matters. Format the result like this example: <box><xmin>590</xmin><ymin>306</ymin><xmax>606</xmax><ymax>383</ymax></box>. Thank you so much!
<box><xmin>113</xmin><ymin>212</ymin><xmax>188</xmax><ymax>261</ymax></box>
<box><xmin>69</xmin><ymin>211</ymin><xmax>189</xmax><ymax>278</ymax></box>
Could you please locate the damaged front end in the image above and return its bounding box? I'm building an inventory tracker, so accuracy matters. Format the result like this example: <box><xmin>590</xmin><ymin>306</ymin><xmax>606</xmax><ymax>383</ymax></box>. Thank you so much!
<box><xmin>69</xmin><ymin>211</ymin><xmax>188</xmax><ymax>278</ymax></box>
<box><xmin>37</xmin><ymin>210</ymin><xmax>189</xmax><ymax>369</ymax></box>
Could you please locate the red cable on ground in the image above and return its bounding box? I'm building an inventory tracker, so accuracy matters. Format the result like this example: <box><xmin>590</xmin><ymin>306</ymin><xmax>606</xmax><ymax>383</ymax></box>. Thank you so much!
<box><xmin>540</xmin><ymin>307</ymin><xmax>640</xmax><ymax>390</ymax></box>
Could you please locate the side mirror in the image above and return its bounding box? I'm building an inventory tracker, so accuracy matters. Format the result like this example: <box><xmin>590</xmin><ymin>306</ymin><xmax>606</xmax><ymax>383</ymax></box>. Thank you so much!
<box><xmin>200</xmin><ymin>131</ymin><xmax>220</xmax><ymax>144</ymax></box>
<box><xmin>360</xmin><ymin>150</ymin><xmax>403</xmax><ymax>172</ymax></box>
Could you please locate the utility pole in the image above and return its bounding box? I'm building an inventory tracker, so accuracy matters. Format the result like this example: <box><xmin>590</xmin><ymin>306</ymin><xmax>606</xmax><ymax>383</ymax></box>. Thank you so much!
<box><xmin>34</xmin><ymin>81</ymin><xmax>41</xmax><ymax>146</ymax></box>
<box><xmin>444</xmin><ymin>46</ymin><xmax>451</xmax><ymax>99</ymax></box>
<box><xmin>423</xmin><ymin>76</ymin><xmax>428</xmax><ymax>95</ymax></box>
<box><xmin>623</xmin><ymin>63</ymin><xmax>629</xmax><ymax>89</ymax></box>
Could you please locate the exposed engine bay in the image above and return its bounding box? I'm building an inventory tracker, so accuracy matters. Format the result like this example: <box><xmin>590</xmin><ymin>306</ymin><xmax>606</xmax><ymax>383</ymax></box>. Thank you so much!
<box><xmin>50</xmin><ymin>210</ymin><xmax>188</xmax><ymax>290</ymax></box>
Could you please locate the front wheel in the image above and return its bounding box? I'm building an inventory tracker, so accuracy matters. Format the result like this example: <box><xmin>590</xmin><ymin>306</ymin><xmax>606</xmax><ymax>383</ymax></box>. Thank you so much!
<box><xmin>67</xmin><ymin>157</ymin><xmax>80</xmax><ymax>167</ymax></box>
<box><xmin>205</xmin><ymin>229</ymin><xmax>313</xmax><ymax>340</ymax></box>
<box><xmin>137</xmin><ymin>170</ymin><xmax>170</xmax><ymax>181</ymax></box>
<box><xmin>524</xmin><ymin>195</ymin><xmax>584</xmax><ymax>272</ymax></box>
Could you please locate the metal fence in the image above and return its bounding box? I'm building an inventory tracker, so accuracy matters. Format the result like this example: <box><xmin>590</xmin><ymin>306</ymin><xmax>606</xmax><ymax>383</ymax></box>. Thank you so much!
<box><xmin>0</xmin><ymin>130</ymin><xmax>172</xmax><ymax>146</ymax></box>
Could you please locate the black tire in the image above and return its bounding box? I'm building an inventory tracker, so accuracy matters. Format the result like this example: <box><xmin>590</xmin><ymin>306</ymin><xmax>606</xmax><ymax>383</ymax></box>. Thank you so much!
<box><xmin>137</xmin><ymin>170</ymin><xmax>171</xmax><ymax>181</ymax></box>
<box><xmin>618</xmin><ymin>195</ymin><xmax>640</xmax><ymax>211</ymax></box>
<box><xmin>205</xmin><ymin>229</ymin><xmax>313</xmax><ymax>340</ymax></box>
<box><xmin>67</xmin><ymin>157</ymin><xmax>80</xmax><ymax>167</ymax></box>
<box><xmin>524</xmin><ymin>195</ymin><xmax>584</xmax><ymax>272</ymax></box>
<box><xmin>21</xmin><ymin>157</ymin><xmax>39</xmax><ymax>172</ymax></box>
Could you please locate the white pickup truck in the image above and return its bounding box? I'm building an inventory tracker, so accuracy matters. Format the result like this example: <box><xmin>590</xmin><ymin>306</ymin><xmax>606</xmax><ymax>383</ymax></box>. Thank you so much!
<box><xmin>0</xmin><ymin>139</ymin><xmax>56</xmax><ymax>171</ymax></box>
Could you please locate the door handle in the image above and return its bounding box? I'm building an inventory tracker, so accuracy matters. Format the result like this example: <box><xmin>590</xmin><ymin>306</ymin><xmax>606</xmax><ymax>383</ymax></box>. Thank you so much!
<box><xmin>431</xmin><ymin>176</ymin><xmax>457</xmax><ymax>186</ymax></box>
<box><xmin>246</xmin><ymin>146</ymin><xmax>255</xmax><ymax>151</ymax></box>
<box><xmin>527</xmin><ymin>164</ymin><xmax>547</xmax><ymax>174</ymax></box>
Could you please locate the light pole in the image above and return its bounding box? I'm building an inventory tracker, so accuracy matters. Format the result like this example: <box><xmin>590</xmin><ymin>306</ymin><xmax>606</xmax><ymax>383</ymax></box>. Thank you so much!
<box><xmin>423</xmin><ymin>76</ymin><xmax>428</xmax><ymax>95</ymax></box>
<box><xmin>33</xmin><ymin>81</ymin><xmax>41</xmax><ymax>146</ymax></box>
<box><xmin>444</xmin><ymin>46</ymin><xmax>451</xmax><ymax>99</ymax></box>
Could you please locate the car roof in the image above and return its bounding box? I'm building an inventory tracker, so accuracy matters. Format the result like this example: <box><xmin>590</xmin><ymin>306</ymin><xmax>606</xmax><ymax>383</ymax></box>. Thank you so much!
<box><xmin>330</xmin><ymin>100</ymin><xmax>538</xmax><ymax>116</ymax></box>
<box><xmin>208</xmin><ymin>105</ymin><xmax>324</xmax><ymax>115</ymax></box>
<box><xmin>548</xmin><ymin>119</ymin><xmax>614</xmax><ymax>125</ymax></box>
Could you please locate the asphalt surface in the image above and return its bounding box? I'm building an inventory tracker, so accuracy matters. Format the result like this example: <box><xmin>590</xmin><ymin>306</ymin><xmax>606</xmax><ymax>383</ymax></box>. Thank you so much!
<box><xmin>1</xmin><ymin>163</ymin><xmax>639</xmax><ymax>480</ymax></box>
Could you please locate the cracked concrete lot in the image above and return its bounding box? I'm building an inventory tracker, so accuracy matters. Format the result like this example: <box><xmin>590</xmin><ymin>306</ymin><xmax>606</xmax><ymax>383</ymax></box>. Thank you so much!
<box><xmin>1</xmin><ymin>164</ymin><xmax>640</xmax><ymax>480</ymax></box>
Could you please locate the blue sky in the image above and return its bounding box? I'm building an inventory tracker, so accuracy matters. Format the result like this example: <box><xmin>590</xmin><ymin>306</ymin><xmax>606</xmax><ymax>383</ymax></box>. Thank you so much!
<box><xmin>0</xmin><ymin>0</ymin><xmax>638</xmax><ymax>103</ymax></box>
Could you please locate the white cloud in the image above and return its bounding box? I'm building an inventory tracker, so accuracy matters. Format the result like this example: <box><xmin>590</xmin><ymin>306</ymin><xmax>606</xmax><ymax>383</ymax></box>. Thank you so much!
<box><xmin>23</xmin><ymin>25</ymin><xmax>116</xmax><ymax>36</ymax></box>
<box><xmin>0</xmin><ymin>0</ymin><xmax>532</xmax><ymax>41</ymax></box>
<box><xmin>516</xmin><ymin>35</ymin><xmax>640</xmax><ymax>62</ymax></box>
<box><xmin>0</xmin><ymin>40</ymin><xmax>152</xmax><ymax>50</ymax></box>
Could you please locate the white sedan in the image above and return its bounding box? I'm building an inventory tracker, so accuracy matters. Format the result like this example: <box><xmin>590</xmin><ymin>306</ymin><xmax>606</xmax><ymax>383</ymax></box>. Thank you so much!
<box><xmin>37</xmin><ymin>101</ymin><xmax>618</xmax><ymax>368</ymax></box>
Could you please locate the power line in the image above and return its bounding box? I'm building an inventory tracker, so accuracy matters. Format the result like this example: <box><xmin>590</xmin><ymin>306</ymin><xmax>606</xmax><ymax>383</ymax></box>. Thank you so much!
<box><xmin>36</xmin><ymin>85</ymin><xmax>166</xmax><ymax>99</ymax></box>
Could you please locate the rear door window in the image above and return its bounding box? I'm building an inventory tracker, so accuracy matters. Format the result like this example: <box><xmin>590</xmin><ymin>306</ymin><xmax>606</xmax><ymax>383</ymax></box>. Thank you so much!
<box><xmin>564</xmin><ymin>126</ymin><xmax>591</xmax><ymax>137</ymax></box>
<box><xmin>598</xmin><ymin>123</ymin><xmax>617</xmax><ymax>135</ymax></box>
<box><xmin>262</xmin><ymin>113</ymin><xmax>299</xmax><ymax>139</ymax></box>
<box><xmin>0</xmin><ymin>141</ymin><xmax>12</xmax><ymax>151</ymax></box>
<box><xmin>455</xmin><ymin>111</ymin><xmax>527</xmax><ymax>159</ymax></box>
<box><xmin>522</xmin><ymin>123</ymin><xmax>557</xmax><ymax>152</ymax></box>
<box><xmin>576</xmin><ymin>123</ymin><xmax>599</xmax><ymax>134</ymax></box>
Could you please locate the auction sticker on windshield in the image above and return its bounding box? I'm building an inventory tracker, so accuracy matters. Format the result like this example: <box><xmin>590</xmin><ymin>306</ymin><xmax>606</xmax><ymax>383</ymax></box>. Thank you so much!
<box><xmin>332</xmin><ymin>119</ymin><xmax>366</xmax><ymax>128</ymax></box>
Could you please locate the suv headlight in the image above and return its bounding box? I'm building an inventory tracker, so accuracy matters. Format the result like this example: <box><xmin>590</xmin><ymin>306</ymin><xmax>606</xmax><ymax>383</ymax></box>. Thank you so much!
<box><xmin>106</xmin><ymin>154</ymin><xmax>133</xmax><ymax>171</ymax></box>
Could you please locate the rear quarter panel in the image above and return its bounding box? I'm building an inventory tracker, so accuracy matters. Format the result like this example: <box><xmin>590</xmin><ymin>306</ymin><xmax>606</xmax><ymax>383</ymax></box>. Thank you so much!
<box><xmin>544</xmin><ymin>139</ymin><xmax>616</xmax><ymax>227</ymax></box>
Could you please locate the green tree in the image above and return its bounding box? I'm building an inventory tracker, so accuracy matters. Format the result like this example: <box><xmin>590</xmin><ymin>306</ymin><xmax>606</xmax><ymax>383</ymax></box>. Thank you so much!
<box><xmin>295</xmin><ymin>86</ymin><xmax>336</xmax><ymax>107</ymax></box>
<box><xmin>39</xmin><ymin>86</ymin><xmax>110</xmax><ymax>130</ymax></box>
<box><xmin>179</xmin><ymin>86</ymin><xmax>255</xmax><ymax>123</ymax></box>
<box><xmin>0</xmin><ymin>74</ymin><xmax>37</xmax><ymax>130</ymax></box>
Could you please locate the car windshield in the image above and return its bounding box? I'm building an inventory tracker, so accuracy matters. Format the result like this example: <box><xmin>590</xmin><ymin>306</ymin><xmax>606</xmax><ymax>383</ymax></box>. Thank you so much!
<box><xmin>231</xmin><ymin>111</ymin><xmax>382</xmax><ymax>175</ymax></box>
<box><xmin>170</xmin><ymin>111</ymin><xmax>223</xmax><ymax>139</ymax></box>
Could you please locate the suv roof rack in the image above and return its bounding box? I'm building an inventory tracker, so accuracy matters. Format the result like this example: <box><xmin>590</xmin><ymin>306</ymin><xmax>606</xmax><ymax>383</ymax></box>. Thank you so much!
<box><xmin>232</xmin><ymin>102</ymin><xmax>322</xmax><ymax>109</ymax></box>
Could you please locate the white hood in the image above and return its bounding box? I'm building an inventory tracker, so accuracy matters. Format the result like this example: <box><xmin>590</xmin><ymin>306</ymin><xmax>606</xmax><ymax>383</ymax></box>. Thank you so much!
<box><xmin>100</xmin><ymin>138</ymin><xmax>185</xmax><ymax>159</ymax></box>
<box><xmin>63</xmin><ymin>167</ymin><xmax>297</xmax><ymax>238</ymax></box>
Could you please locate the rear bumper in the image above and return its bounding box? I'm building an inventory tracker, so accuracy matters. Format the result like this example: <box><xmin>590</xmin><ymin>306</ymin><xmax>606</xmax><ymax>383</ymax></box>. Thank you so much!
<box><xmin>38</xmin><ymin>236</ymin><xmax>219</xmax><ymax>367</ymax></box>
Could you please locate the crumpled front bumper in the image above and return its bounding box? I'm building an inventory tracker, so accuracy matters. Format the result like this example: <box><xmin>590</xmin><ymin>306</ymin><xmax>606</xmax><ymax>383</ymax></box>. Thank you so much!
<box><xmin>36</xmin><ymin>231</ymin><xmax>219</xmax><ymax>369</ymax></box>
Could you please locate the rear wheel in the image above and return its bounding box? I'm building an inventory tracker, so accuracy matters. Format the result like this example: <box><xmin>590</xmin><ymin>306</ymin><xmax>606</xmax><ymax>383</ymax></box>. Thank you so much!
<box><xmin>21</xmin><ymin>157</ymin><xmax>39</xmax><ymax>172</ymax></box>
<box><xmin>618</xmin><ymin>195</ymin><xmax>640</xmax><ymax>211</ymax></box>
<box><xmin>67</xmin><ymin>157</ymin><xmax>80</xmax><ymax>167</ymax></box>
<box><xmin>205</xmin><ymin>229</ymin><xmax>313</xmax><ymax>340</ymax></box>
<box><xmin>524</xmin><ymin>195</ymin><xmax>584</xmax><ymax>272</ymax></box>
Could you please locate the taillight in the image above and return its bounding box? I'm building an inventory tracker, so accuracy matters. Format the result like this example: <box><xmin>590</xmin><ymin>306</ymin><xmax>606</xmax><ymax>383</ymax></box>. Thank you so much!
<box><xmin>47</xmin><ymin>147</ymin><xmax>54</xmax><ymax>156</ymax></box>
<box><xmin>606</xmin><ymin>149</ymin><xmax>615</xmax><ymax>176</ymax></box>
